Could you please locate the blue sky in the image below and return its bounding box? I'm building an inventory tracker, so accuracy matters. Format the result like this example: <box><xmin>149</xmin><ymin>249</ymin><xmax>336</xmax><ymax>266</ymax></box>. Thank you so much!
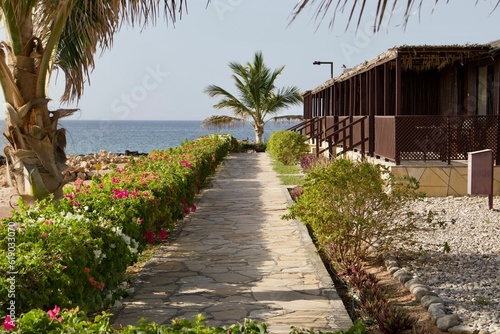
<box><xmin>2</xmin><ymin>1</ymin><xmax>500</xmax><ymax>120</ymax></box>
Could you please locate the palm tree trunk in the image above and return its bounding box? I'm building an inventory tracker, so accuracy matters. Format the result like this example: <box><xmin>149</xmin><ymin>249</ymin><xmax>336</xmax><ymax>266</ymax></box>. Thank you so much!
<box><xmin>254</xmin><ymin>124</ymin><xmax>264</xmax><ymax>144</ymax></box>
<box><xmin>3</xmin><ymin>99</ymin><xmax>68</xmax><ymax>202</ymax></box>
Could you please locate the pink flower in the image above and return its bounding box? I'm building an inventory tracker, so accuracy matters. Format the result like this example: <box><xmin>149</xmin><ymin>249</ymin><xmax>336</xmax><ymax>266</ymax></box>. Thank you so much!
<box><xmin>137</xmin><ymin>217</ymin><xmax>144</xmax><ymax>225</ymax></box>
<box><xmin>157</xmin><ymin>229</ymin><xmax>167</xmax><ymax>241</ymax></box>
<box><xmin>42</xmin><ymin>232</ymin><xmax>48</xmax><ymax>239</ymax></box>
<box><xmin>3</xmin><ymin>316</ymin><xmax>15</xmax><ymax>330</ymax></box>
<box><xmin>145</xmin><ymin>229</ymin><xmax>155</xmax><ymax>244</ymax></box>
<box><xmin>83</xmin><ymin>267</ymin><xmax>91</xmax><ymax>273</ymax></box>
<box><xmin>191</xmin><ymin>204</ymin><xmax>197</xmax><ymax>213</ymax></box>
<box><xmin>47</xmin><ymin>305</ymin><xmax>62</xmax><ymax>322</ymax></box>
<box><xmin>45</xmin><ymin>219</ymin><xmax>53</xmax><ymax>225</ymax></box>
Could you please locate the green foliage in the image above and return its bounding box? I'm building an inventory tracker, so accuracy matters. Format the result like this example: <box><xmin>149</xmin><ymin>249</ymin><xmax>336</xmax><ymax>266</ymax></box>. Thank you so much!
<box><xmin>267</xmin><ymin>131</ymin><xmax>309</xmax><ymax>165</ymax></box>
<box><xmin>237</xmin><ymin>141</ymin><xmax>267</xmax><ymax>152</ymax></box>
<box><xmin>300</xmin><ymin>154</ymin><xmax>330</xmax><ymax>173</ymax></box>
<box><xmin>278</xmin><ymin>175</ymin><xmax>305</xmax><ymax>186</ymax></box>
<box><xmin>203</xmin><ymin>52</ymin><xmax>303</xmax><ymax>144</ymax></box>
<box><xmin>272</xmin><ymin>160</ymin><xmax>301</xmax><ymax>175</ymax></box>
<box><xmin>284</xmin><ymin>158</ymin><xmax>424</xmax><ymax>270</ymax></box>
<box><xmin>0</xmin><ymin>135</ymin><xmax>234</xmax><ymax>317</ymax></box>
<box><xmin>345</xmin><ymin>265</ymin><xmax>417</xmax><ymax>334</ymax></box>
<box><xmin>0</xmin><ymin>311</ymin><xmax>269</xmax><ymax>334</ymax></box>
<box><xmin>290</xmin><ymin>320</ymin><xmax>366</xmax><ymax>334</ymax></box>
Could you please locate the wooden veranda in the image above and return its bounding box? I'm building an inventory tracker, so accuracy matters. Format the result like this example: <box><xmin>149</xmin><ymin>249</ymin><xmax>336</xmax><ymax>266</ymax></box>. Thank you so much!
<box><xmin>292</xmin><ymin>41</ymin><xmax>500</xmax><ymax>165</ymax></box>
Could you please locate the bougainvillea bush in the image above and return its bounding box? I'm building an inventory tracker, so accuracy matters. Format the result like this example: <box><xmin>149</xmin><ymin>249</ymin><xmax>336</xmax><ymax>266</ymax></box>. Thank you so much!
<box><xmin>0</xmin><ymin>135</ymin><xmax>234</xmax><ymax>322</ymax></box>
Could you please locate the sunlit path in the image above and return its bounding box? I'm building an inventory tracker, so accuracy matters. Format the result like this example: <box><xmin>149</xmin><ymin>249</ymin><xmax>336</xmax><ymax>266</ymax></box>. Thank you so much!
<box><xmin>111</xmin><ymin>153</ymin><xmax>352</xmax><ymax>333</ymax></box>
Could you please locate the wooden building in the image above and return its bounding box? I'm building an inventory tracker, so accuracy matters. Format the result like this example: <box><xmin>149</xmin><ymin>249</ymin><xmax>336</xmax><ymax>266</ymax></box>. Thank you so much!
<box><xmin>291</xmin><ymin>41</ymin><xmax>500</xmax><ymax>196</ymax></box>
<box><xmin>292</xmin><ymin>41</ymin><xmax>500</xmax><ymax>165</ymax></box>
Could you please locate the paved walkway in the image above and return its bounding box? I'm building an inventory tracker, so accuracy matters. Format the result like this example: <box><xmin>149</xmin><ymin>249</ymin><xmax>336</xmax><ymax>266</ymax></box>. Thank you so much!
<box><xmin>111</xmin><ymin>153</ymin><xmax>352</xmax><ymax>333</ymax></box>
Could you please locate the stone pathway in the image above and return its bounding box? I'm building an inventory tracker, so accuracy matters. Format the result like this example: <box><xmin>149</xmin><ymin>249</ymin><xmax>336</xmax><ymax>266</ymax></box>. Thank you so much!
<box><xmin>111</xmin><ymin>153</ymin><xmax>352</xmax><ymax>333</ymax></box>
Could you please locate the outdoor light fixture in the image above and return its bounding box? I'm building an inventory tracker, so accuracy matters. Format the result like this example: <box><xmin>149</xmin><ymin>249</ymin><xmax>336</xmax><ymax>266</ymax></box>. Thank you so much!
<box><xmin>313</xmin><ymin>61</ymin><xmax>334</xmax><ymax>78</ymax></box>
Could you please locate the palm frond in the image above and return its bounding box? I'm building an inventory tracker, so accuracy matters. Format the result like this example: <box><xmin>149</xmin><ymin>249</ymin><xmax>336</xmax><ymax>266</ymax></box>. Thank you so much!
<box><xmin>43</xmin><ymin>0</ymin><xmax>188</xmax><ymax>102</ymax></box>
<box><xmin>204</xmin><ymin>51</ymin><xmax>303</xmax><ymax>143</ymax></box>
<box><xmin>267</xmin><ymin>115</ymin><xmax>304</xmax><ymax>125</ymax></box>
<box><xmin>200</xmin><ymin>115</ymin><xmax>246</xmax><ymax>130</ymax></box>
<box><xmin>291</xmin><ymin>0</ymin><xmax>434</xmax><ymax>31</ymax></box>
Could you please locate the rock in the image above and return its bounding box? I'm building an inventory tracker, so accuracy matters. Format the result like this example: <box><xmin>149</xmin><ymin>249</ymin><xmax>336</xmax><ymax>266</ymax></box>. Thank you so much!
<box><xmin>77</xmin><ymin>172</ymin><xmax>87</xmax><ymax>180</ymax></box>
<box><xmin>421</xmin><ymin>295</ymin><xmax>444</xmax><ymax>309</ymax></box>
<box><xmin>413</xmin><ymin>286</ymin><xmax>431</xmax><ymax>301</ymax></box>
<box><xmin>410</xmin><ymin>283</ymin><xmax>431</xmax><ymax>294</ymax></box>
<box><xmin>448</xmin><ymin>324</ymin><xmax>477</xmax><ymax>334</ymax></box>
<box><xmin>437</xmin><ymin>314</ymin><xmax>461</xmax><ymax>331</ymax></box>
<box><xmin>428</xmin><ymin>302</ymin><xmax>446</xmax><ymax>313</ymax></box>
<box><xmin>393</xmin><ymin>268</ymin><xmax>409</xmax><ymax>276</ymax></box>
<box><xmin>429</xmin><ymin>306</ymin><xmax>447</xmax><ymax>324</ymax></box>
<box><xmin>80</xmin><ymin>161</ymin><xmax>89</xmax><ymax>169</ymax></box>
<box><xmin>404</xmin><ymin>278</ymin><xmax>422</xmax><ymax>290</ymax></box>
<box><xmin>397</xmin><ymin>273</ymin><xmax>413</xmax><ymax>284</ymax></box>
<box><xmin>388</xmin><ymin>266</ymin><xmax>400</xmax><ymax>274</ymax></box>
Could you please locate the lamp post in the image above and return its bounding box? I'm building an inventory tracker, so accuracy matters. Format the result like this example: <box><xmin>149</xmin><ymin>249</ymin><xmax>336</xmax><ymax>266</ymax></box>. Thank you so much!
<box><xmin>313</xmin><ymin>61</ymin><xmax>334</xmax><ymax>78</ymax></box>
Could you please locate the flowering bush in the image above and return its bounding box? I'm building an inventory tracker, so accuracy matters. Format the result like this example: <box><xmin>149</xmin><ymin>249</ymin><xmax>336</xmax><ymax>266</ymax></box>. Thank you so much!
<box><xmin>0</xmin><ymin>309</ymin><xmax>270</xmax><ymax>333</ymax></box>
<box><xmin>0</xmin><ymin>135</ymin><xmax>234</xmax><ymax>320</ymax></box>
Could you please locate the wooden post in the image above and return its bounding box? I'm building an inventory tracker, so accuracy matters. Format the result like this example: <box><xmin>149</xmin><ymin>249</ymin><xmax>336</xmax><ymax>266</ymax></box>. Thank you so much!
<box><xmin>369</xmin><ymin>69</ymin><xmax>376</xmax><ymax>156</ymax></box>
<box><xmin>395</xmin><ymin>54</ymin><xmax>402</xmax><ymax>116</ymax></box>
<box><xmin>468</xmin><ymin>149</ymin><xmax>494</xmax><ymax>210</ymax></box>
<box><xmin>383</xmin><ymin>63</ymin><xmax>389</xmax><ymax>116</ymax></box>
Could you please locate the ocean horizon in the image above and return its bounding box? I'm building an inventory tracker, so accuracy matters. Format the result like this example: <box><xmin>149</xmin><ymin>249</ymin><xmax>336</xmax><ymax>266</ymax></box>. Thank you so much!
<box><xmin>0</xmin><ymin>120</ymin><xmax>299</xmax><ymax>155</ymax></box>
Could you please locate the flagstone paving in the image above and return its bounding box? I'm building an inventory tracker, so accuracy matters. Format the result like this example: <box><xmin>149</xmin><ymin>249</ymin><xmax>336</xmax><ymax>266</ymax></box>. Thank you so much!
<box><xmin>111</xmin><ymin>153</ymin><xmax>352</xmax><ymax>333</ymax></box>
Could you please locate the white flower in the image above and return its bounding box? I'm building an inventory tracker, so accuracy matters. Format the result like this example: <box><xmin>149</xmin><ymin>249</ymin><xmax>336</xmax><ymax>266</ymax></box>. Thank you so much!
<box><xmin>84</xmin><ymin>206</ymin><xmax>89</xmax><ymax>211</ymax></box>
<box><xmin>93</xmin><ymin>250</ymin><xmax>102</xmax><ymax>258</ymax></box>
<box><xmin>110</xmin><ymin>243</ymin><xmax>116</xmax><ymax>249</ymax></box>
<box><xmin>122</xmin><ymin>235</ymin><xmax>130</xmax><ymax>245</ymax></box>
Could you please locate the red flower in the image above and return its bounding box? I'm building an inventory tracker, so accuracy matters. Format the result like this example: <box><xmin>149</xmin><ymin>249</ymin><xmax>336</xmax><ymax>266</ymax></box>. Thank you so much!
<box><xmin>83</xmin><ymin>267</ymin><xmax>91</xmax><ymax>273</ymax></box>
<box><xmin>145</xmin><ymin>229</ymin><xmax>155</xmax><ymax>244</ymax></box>
<box><xmin>3</xmin><ymin>316</ymin><xmax>15</xmax><ymax>330</ymax></box>
<box><xmin>157</xmin><ymin>230</ymin><xmax>167</xmax><ymax>241</ymax></box>
<box><xmin>191</xmin><ymin>204</ymin><xmax>197</xmax><ymax>213</ymax></box>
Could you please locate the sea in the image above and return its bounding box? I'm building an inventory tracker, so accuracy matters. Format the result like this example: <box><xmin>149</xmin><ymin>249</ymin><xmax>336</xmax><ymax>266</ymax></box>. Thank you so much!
<box><xmin>0</xmin><ymin>120</ymin><xmax>299</xmax><ymax>155</ymax></box>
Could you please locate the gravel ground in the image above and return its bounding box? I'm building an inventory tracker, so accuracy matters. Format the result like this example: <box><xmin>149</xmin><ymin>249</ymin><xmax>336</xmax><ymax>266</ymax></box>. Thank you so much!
<box><xmin>400</xmin><ymin>195</ymin><xmax>500</xmax><ymax>334</ymax></box>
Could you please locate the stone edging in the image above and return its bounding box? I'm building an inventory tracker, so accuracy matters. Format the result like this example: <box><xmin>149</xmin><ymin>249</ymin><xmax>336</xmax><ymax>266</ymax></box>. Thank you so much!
<box><xmin>384</xmin><ymin>255</ymin><xmax>479</xmax><ymax>333</ymax></box>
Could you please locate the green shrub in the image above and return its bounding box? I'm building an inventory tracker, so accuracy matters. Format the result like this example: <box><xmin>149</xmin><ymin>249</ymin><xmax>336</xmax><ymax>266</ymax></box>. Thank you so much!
<box><xmin>0</xmin><ymin>135</ymin><xmax>234</xmax><ymax>317</ymax></box>
<box><xmin>345</xmin><ymin>265</ymin><xmax>417</xmax><ymax>334</ymax></box>
<box><xmin>300</xmin><ymin>154</ymin><xmax>330</xmax><ymax>173</ymax></box>
<box><xmin>267</xmin><ymin>131</ymin><xmax>308</xmax><ymax>165</ymax></box>
<box><xmin>284</xmin><ymin>158</ymin><xmax>424</xmax><ymax>270</ymax></box>
<box><xmin>0</xmin><ymin>310</ymin><xmax>268</xmax><ymax>333</ymax></box>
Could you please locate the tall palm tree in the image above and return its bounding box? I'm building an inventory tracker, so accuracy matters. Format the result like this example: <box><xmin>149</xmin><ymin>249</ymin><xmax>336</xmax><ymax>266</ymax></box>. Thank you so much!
<box><xmin>202</xmin><ymin>51</ymin><xmax>303</xmax><ymax>144</ymax></box>
<box><xmin>0</xmin><ymin>1</ymin><xmax>186</xmax><ymax>201</ymax></box>
<box><xmin>291</xmin><ymin>0</ymin><xmax>484</xmax><ymax>31</ymax></box>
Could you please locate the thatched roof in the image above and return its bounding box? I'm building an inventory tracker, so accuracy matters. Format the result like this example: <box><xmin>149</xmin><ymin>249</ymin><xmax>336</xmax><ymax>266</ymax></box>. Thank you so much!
<box><xmin>311</xmin><ymin>40</ymin><xmax>499</xmax><ymax>94</ymax></box>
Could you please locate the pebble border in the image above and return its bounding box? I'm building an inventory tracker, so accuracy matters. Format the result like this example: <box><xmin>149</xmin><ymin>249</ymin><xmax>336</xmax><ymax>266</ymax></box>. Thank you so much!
<box><xmin>384</xmin><ymin>255</ymin><xmax>498</xmax><ymax>334</ymax></box>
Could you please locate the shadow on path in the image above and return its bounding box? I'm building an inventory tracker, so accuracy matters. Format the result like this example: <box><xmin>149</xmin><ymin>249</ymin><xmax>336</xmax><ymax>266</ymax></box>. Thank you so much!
<box><xmin>111</xmin><ymin>153</ymin><xmax>352</xmax><ymax>333</ymax></box>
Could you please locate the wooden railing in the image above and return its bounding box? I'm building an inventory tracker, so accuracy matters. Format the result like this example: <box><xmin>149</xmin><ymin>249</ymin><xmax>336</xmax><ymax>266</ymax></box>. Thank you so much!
<box><xmin>290</xmin><ymin>115</ymin><xmax>500</xmax><ymax>165</ymax></box>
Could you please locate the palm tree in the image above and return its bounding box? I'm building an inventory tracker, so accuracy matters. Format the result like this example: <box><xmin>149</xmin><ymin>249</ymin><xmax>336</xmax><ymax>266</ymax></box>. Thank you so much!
<box><xmin>202</xmin><ymin>51</ymin><xmax>303</xmax><ymax>144</ymax></box>
<box><xmin>0</xmin><ymin>1</ymin><xmax>186</xmax><ymax>201</ymax></box>
<box><xmin>291</xmin><ymin>0</ymin><xmax>483</xmax><ymax>31</ymax></box>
